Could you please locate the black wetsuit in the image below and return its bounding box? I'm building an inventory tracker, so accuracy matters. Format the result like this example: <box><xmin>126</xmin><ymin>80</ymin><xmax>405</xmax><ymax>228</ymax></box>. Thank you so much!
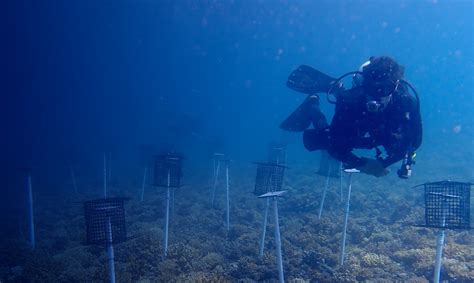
<box><xmin>305</xmin><ymin>86</ymin><xmax>422</xmax><ymax>169</ymax></box>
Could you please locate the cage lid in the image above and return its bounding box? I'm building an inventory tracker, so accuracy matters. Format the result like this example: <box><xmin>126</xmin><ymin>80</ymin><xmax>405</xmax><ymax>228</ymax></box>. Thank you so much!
<box><xmin>253</xmin><ymin>162</ymin><xmax>286</xmax><ymax>196</ymax></box>
<box><xmin>84</xmin><ymin>197</ymin><xmax>128</xmax><ymax>245</ymax></box>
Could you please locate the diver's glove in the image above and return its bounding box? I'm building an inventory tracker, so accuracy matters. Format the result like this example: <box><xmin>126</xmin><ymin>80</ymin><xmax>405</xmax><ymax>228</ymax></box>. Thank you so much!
<box><xmin>356</xmin><ymin>158</ymin><xmax>389</xmax><ymax>177</ymax></box>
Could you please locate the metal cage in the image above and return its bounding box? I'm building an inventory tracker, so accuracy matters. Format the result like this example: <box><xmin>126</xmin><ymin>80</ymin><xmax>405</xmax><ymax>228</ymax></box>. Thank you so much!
<box><xmin>213</xmin><ymin>152</ymin><xmax>228</xmax><ymax>162</ymax></box>
<box><xmin>84</xmin><ymin>198</ymin><xmax>127</xmax><ymax>245</ymax></box>
<box><xmin>254</xmin><ymin>162</ymin><xmax>286</xmax><ymax>196</ymax></box>
<box><xmin>153</xmin><ymin>154</ymin><xmax>183</xmax><ymax>187</ymax></box>
<box><xmin>422</xmin><ymin>181</ymin><xmax>471</xmax><ymax>229</ymax></box>
<box><xmin>267</xmin><ymin>142</ymin><xmax>287</xmax><ymax>165</ymax></box>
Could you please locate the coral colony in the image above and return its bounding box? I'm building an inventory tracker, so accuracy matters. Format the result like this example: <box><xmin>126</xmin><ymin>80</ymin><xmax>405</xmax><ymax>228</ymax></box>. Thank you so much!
<box><xmin>153</xmin><ymin>153</ymin><xmax>183</xmax><ymax>258</ymax></box>
<box><xmin>414</xmin><ymin>181</ymin><xmax>472</xmax><ymax>283</ymax></box>
<box><xmin>210</xmin><ymin>153</ymin><xmax>232</xmax><ymax>230</ymax></box>
<box><xmin>254</xmin><ymin>161</ymin><xmax>287</xmax><ymax>283</ymax></box>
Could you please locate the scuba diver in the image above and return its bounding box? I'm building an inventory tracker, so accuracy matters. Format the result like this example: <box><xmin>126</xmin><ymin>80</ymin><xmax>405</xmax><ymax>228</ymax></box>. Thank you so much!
<box><xmin>280</xmin><ymin>56</ymin><xmax>422</xmax><ymax>178</ymax></box>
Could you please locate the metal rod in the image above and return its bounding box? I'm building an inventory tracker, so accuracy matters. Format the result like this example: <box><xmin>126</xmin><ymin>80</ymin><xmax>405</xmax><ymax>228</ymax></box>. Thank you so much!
<box><xmin>434</xmin><ymin>229</ymin><xmax>445</xmax><ymax>283</ymax></box>
<box><xmin>273</xmin><ymin>197</ymin><xmax>284</xmax><ymax>283</ymax></box>
<box><xmin>212</xmin><ymin>158</ymin><xmax>216</xmax><ymax>183</ymax></box>
<box><xmin>259</xmin><ymin>198</ymin><xmax>270</xmax><ymax>257</ymax></box>
<box><xmin>164</xmin><ymin>170</ymin><xmax>171</xmax><ymax>258</ymax></box>
<box><xmin>106</xmin><ymin>218</ymin><xmax>116</xmax><ymax>283</ymax></box>
<box><xmin>225</xmin><ymin>163</ymin><xmax>230</xmax><ymax>230</ymax></box>
<box><xmin>171</xmin><ymin>187</ymin><xmax>175</xmax><ymax>219</ymax></box>
<box><xmin>107</xmin><ymin>153</ymin><xmax>111</xmax><ymax>183</ymax></box>
<box><xmin>340</xmin><ymin>172</ymin><xmax>353</xmax><ymax>265</ymax></box>
<box><xmin>26</xmin><ymin>172</ymin><xmax>35</xmax><ymax>249</ymax></box>
<box><xmin>140</xmin><ymin>167</ymin><xmax>147</xmax><ymax>201</ymax></box>
<box><xmin>103</xmin><ymin>154</ymin><xmax>107</xmax><ymax>198</ymax></box>
<box><xmin>339</xmin><ymin>163</ymin><xmax>343</xmax><ymax>202</ymax></box>
<box><xmin>211</xmin><ymin>160</ymin><xmax>220</xmax><ymax>205</ymax></box>
<box><xmin>318</xmin><ymin>163</ymin><xmax>332</xmax><ymax>219</ymax></box>
<box><xmin>434</xmin><ymin>200</ymin><xmax>448</xmax><ymax>283</ymax></box>
<box><xmin>70</xmin><ymin>165</ymin><xmax>78</xmax><ymax>194</ymax></box>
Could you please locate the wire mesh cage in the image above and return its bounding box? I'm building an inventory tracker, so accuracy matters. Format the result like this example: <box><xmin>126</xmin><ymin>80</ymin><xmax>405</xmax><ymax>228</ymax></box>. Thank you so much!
<box><xmin>84</xmin><ymin>198</ymin><xmax>127</xmax><ymax>245</ymax></box>
<box><xmin>254</xmin><ymin>162</ymin><xmax>286</xmax><ymax>196</ymax></box>
<box><xmin>267</xmin><ymin>142</ymin><xmax>287</xmax><ymax>165</ymax></box>
<box><xmin>213</xmin><ymin>152</ymin><xmax>228</xmax><ymax>161</ymax></box>
<box><xmin>317</xmin><ymin>151</ymin><xmax>341</xmax><ymax>177</ymax></box>
<box><xmin>422</xmin><ymin>181</ymin><xmax>472</xmax><ymax>229</ymax></box>
<box><xmin>153</xmin><ymin>154</ymin><xmax>183</xmax><ymax>187</ymax></box>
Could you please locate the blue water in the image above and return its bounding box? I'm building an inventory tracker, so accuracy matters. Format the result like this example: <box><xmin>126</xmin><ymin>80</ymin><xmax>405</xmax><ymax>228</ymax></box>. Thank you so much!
<box><xmin>3</xmin><ymin>0</ymin><xmax>473</xmax><ymax>281</ymax></box>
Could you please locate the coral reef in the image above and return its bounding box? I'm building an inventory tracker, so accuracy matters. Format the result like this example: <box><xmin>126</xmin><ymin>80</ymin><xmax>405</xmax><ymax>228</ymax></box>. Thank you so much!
<box><xmin>2</xmin><ymin>158</ymin><xmax>473</xmax><ymax>282</ymax></box>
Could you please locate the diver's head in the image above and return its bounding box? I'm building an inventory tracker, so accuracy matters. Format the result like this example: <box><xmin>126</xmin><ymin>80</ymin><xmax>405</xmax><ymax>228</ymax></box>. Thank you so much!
<box><xmin>360</xmin><ymin>56</ymin><xmax>404</xmax><ymax>113</ymax></box>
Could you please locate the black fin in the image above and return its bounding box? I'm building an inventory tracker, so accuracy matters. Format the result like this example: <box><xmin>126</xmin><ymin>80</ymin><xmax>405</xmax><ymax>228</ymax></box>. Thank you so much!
<box><xmin>279</xmin><ymin>95</ymin><xmax>321</xmax><ymax>132</ymax></box>
<box><xmin>287</xmin><ymin>65</ymin><xmax>336</xmax><ymax>94</ymax></box>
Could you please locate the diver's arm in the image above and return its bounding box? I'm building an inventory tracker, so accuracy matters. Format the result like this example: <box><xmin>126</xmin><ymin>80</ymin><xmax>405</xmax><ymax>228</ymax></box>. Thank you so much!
<box><xmin>382</xmin><ymin>95</ymin><xmax>422</xmax><ymax>167</ymax></box>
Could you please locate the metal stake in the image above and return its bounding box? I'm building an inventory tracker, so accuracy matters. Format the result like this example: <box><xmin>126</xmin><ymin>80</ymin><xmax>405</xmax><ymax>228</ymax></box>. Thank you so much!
<box><xmin>274</xmin><ymin>197</ymin><xmax>284</xmax><ymax>283</ymax></box>
<box><xmin>103</xmin><ymin>154</ymin><xmax>107</xmax><ymax>198</ymax></box>
<box><xmin>211</xmin><ymin>160</ymin><xmax>221</xmax><ymax>205</ymax></box>
<box><xmin>340</xmin><ymin>172</ymin><xmax>353</xmax><ymax>265</ymax></box>
<box><xmin>70</xmin><ymin>165</ymin><xmax>78</xmax><ymax>194</ymax></box>
<box><xmin>164</xmin><ymin>170</ymin><xmax>171</xmax><ymax>258</ymax></box>
<box><xmin>106</xmin><ymin>218</ymin><xmax>116</xmax><ymax>283</ymax></box>
<box><xmin>140</xmin><ymin>167</ymin><xmax>147</xmax><ymax>201</ymax></box>
<box><xmin>225</xmin><ymin>163</ymin><xmax>230</xmax><ymax>230</ymax></box>
<box><xmin>26</xmin><ymin>172</ymin><xmax>35</xmax><ymax>249</ymax></box>
<box><xmin>434</xmin><ymin>200</ymin><xmax>448</xmax><ymax>283</ymax></box>
<box><xmin>259</xmin><ymin>198</ymin><xmax>270</xmax><ymax>257</ymax></box>
<box><xmin>318</xmin><ymin>163</ymin><xmax>332</xmax><ymax>219</ymax></box>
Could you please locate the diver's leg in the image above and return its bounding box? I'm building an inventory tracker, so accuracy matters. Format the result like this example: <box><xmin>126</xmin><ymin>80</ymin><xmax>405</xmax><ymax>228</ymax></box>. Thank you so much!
<box><xmin>312</xmin><ymin>108</ymin><xmax>328</xmax><ymax>130</ymax></box>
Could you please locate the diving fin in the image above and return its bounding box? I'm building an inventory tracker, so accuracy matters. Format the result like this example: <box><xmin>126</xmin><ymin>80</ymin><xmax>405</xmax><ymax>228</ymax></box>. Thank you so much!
<box><xmin>287</xmin><ymin>65</ymin><xmax>336</xmax><ymax>94</ymax></box>
<box><xmin>280</xmin><ymin>95</ymin><xmax>322</xmax><ymax>132</ymax></box>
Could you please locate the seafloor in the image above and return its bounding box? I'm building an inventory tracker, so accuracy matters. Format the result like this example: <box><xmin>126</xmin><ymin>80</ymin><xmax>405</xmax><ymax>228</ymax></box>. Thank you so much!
<box><xmin>1</xmin><ymin>152</ymin><xmax>473</xmax><ymax>282</ymax></box>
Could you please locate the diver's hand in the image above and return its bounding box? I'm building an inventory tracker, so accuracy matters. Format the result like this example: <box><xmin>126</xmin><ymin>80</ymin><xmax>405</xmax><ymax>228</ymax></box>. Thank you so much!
<box><xmin>357</xmin><ymin>158</ymin><xmax>389</xmax><ymax>177</ymax></box>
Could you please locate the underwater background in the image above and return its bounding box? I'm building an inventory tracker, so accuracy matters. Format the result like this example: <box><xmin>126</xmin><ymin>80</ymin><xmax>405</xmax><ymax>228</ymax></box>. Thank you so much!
<box><xmin>2</xmin><ymin>0</ymin><xmax>473</xmax><ymax>282</ymax></box>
